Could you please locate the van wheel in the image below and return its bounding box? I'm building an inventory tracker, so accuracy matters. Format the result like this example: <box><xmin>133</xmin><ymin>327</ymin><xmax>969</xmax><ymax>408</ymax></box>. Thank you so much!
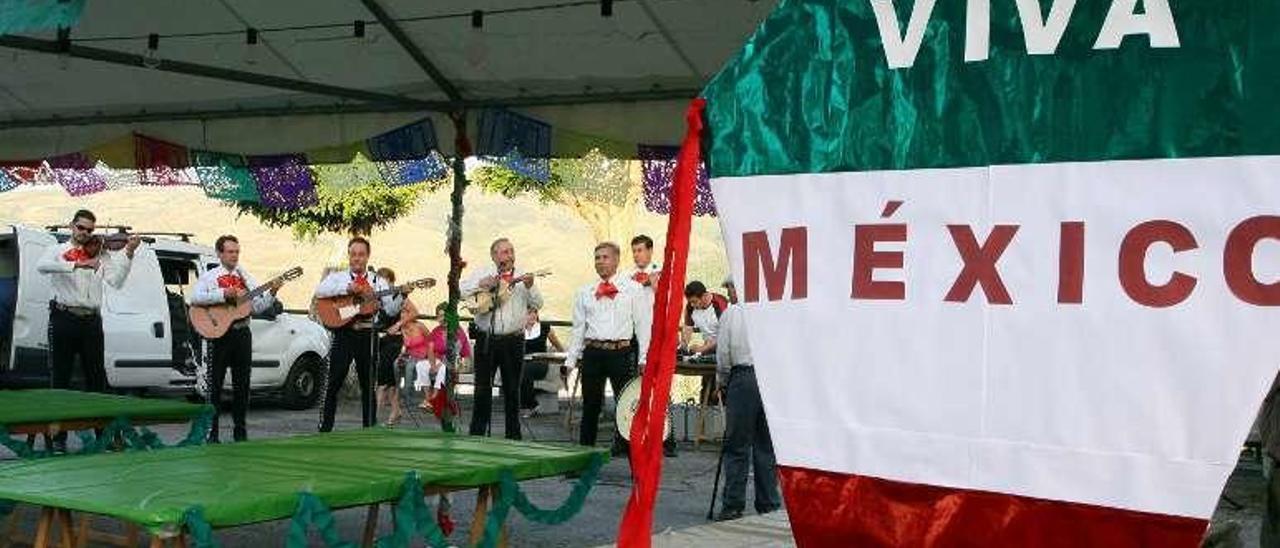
<box><xmin>282</xmin><ymin>354</ymin><xmax>322</xmax><ymax>410</ymax></box>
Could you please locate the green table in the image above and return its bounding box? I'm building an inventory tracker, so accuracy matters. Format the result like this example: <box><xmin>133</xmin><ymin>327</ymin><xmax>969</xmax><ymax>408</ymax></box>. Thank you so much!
<box><xmin>0</xmin><ymin>389</ymin><xmax>209</xmax><ymax>436</ymax></box>
<box><xmin>0</xmin><ymin>429</ymin><xmax>606</xmax><ymax>547</ymax></box>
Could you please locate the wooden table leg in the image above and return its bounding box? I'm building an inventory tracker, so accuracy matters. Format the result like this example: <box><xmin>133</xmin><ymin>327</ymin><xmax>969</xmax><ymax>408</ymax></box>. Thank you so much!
<box><xmin>0</xmin><ymin>503</ymin><xmax>21</xmax><ymax>548</ymax></box>
<box><xmin>468</xmin><ymin>486</ymin><xmax>492</xmax><ymax>547</ymax></box>
<box><xmin>74</xmin><ymin>513</ymin><xmax>89</xmax><ymax>548</ymax></box>
<box><xmin>148</xmin><ymin>537</ymin><xmax>164</xmax><ymax>548</ymax></box>
<box><xmin>361</xmin><ymin>503</ymin><xmax>380</xmax><ymax>547</ymax></box>
<box><xmin>54</xmin><ymin>510</ymin><xmax>74</xmax><ymax>548</ymax></box>
<box><xmin>125</xmin><ymin>524</ymin><xmax>141</xmax><ymax>546</ymax></box>
<box><xmin>33</xmin><ymin>507</ymin><xmax>53</xmax><ymax>548</ymax></box>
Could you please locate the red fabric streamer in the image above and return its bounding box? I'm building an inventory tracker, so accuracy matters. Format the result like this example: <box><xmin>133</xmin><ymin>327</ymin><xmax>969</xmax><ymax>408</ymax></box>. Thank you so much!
<box><xmin>617</xmin><ymin>98</ymin><xmax>706</xmax><ymax>547</ymax></box>
<box><xmin>778</xmin><ymin>466</ymin><xmax>1207</xmax><ymax>548</ymax></box>
<box><xmin>631</xmin><ymin>272</ymin><xmax>650</xmax><ymax>286</ymax></box>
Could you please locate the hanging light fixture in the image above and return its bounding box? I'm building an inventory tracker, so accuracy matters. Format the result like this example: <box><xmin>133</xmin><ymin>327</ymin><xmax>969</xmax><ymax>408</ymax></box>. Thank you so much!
<box><xmin>244</xmin><ymin>27</ymin><xmax>260</xmax><ymax>65</ymax></box>
<box><xmin>353</xmin><ymin>20</ymin><xmax>366</xmax><ymax>38</ymax></box>
<box><xmin>55</xmin><ymin>27</ymin><xmax>70</xmax><ymax>70</ymax></box>
<box><xmin>143</xmin><ymin>33</ymin><xmax>160</xmax><ymax>68</ymax></box>
<box><xmin>471</xmin><ymin>10</ymin><xmax>484</xmax><ymax>29</ymax></box>
<box><xmin>601</xmin><ymin>0</ymin><xmax>614</xmax><ymax>17</ymax></box>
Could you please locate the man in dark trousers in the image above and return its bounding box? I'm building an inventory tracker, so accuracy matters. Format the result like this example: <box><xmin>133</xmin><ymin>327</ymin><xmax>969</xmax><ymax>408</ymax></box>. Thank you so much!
<box><xmin>190</xmin><ymin>235</ymin><xmax>280</xmax><ymax>442</ymax></box>
<box><xmin>36</xmin><ymin>209</ymin><xmax>140</xmax><ymax>452</ymax></box>
<box><xmin>715</xmin><ymin>299</ymin><xmax>781</xmax><ymax>521</ymax></box>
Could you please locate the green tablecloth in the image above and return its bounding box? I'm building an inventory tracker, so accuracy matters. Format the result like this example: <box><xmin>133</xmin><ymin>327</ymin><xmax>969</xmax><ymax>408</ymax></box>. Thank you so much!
<box><xmin>0</xmin><ymin>429</ymin><xmax>605</xmax><ymax>531</ymax></box>
<box><xmin>0</xmin><ymin>389</ymin><xmax>209</xmax><ymax>426</ymax></box>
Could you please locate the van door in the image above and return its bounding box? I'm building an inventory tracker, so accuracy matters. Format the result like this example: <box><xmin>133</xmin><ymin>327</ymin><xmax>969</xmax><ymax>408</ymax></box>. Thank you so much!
<box><xmin>8</xmin><ymin>225</ymin><xmax>55</xmax><ymax>384</ymax></box>
<box><xmin>102</xmin><ymin>246</ymin><xmax>173</xmax><ymax>387</ymax></box>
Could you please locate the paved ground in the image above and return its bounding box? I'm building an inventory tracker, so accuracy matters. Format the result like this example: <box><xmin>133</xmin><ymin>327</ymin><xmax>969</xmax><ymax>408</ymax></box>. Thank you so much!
<box><xmin>1</xmin><ymin>391</ymin><xmax>1270</xmax><ymax>547</ymax></box>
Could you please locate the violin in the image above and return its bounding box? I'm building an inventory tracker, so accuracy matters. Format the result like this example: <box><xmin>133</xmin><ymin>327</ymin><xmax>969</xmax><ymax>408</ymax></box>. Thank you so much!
<box><xmin>83</xmin><ymin>233</ymin><xmax>154</xmax><ymax>257</ymax></box>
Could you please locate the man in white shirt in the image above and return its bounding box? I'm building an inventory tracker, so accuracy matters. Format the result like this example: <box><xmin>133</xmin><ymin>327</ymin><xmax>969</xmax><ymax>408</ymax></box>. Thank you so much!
<box><xmin>460</xmin><ymin>237</ymin><xmax>542</xmax><ymax>440</ymax></box>
<box><xmin>37</xmin><ymin>209</ymin><xmax>139</xmax><ymax>452</ymax></box>
<box><xmin>37</xmin><ymin>209</ymin><xmax>139</xmax><ymax>394</ymax></box>
<box><xmin>714</xmin><ymin>302</ymin><xmax>780</xmax><ymax>521</ymax></box>
<box><xmin>564</xmin><ymin>242</ymin><xmax>651</xmax><ymax>455</ymax></box>
<box><xmin>628</xmin><ymin>234</ymin><xmax>678</xmax><ymax>457</ymax></box>
<box><xmin>189</xmin><ymin>235</ymin><xmax>279</xmax><ymax>443</ymax></box>
<box><xmin>313</xmin><ymin>237</ymin><xmax>408</xmax><ymax>432</ymax></box>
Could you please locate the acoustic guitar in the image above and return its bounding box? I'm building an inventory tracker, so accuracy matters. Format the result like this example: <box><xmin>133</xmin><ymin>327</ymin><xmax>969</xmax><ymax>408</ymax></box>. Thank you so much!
<box><xmin>462</xmin><ymin>269</ymin><xmax>552</xmax><ymax>314</ymax></box>
<box><xmin>313</xmin><ymin>277</ymin><xmax>436</xmax><ymax>329</ymax></box>
<box><xmin>189</xmin><ymin>266</ymin><xmax>303</xmax><ymax>339</ymax></box>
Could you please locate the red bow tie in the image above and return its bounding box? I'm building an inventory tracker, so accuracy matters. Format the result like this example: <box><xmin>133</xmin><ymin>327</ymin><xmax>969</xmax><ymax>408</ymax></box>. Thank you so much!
<box><xmin>595</xmin><ymin>281</ymin><xmax>619</xmax><ymax>300</ymax></box>
<box><xmin>631</xmin><ymin>271</ymin><xmax>649</xmax><ymax>285</ymax></box>
<box><xmin>62</xmin><ymin>248</ymin><xmax>89</xmax><ymax>262</ymax></box>
<box><xmin>353</xmin><ymin>273</ymin><xmax>370</xmax><ymax>288</ymax></box>
<box><xmin>500</xmin><ymin>271</ymin><xmax>514</xmax><ymax>283</ymax></box>
<box><xmin>216</xmin><ymin>274</ymin><xmax>246</xmax><ymax>290</ymax></box>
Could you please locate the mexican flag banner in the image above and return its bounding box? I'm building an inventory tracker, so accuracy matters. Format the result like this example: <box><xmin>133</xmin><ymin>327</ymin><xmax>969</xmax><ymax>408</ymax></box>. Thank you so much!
<box><xmin>635</xmin><ymin>0</ymin><xmax>1280</xmax><ymax>545</ymax></box>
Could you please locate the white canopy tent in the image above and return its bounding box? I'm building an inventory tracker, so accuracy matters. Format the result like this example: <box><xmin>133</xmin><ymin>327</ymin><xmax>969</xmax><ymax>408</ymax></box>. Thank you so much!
<box><xmin>0</xmin><ymin>0</ymin><xmax>777</xmax><ymax>157</ymax></box>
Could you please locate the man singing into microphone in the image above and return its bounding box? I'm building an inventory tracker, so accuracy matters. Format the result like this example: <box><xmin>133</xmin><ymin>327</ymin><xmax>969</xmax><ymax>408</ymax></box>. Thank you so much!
<box><xmin>314</xmin><ymin>237</ymin><xmax>408</xmax><ymax>431</ymax></box>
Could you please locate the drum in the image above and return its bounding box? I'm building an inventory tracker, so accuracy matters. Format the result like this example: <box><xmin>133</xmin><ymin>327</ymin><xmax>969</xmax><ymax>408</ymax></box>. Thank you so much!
<box><xmin>615</xmin><ymin>378</ymin><xmax>672</xmax><ymax>441</ymax></box>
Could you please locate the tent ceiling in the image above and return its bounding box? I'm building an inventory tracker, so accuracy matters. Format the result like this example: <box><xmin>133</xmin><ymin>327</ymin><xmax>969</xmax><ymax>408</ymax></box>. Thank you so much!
<box><xmin>0</xmin><ymin>0</ymin><xmax>776</xmax><ymax>130</ymax></box>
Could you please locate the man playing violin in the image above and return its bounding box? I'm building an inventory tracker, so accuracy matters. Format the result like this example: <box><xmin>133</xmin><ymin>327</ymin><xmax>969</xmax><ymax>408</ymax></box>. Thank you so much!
<box><xmin>189</xmin><ymin>235</ymin><xmax>280</xmax><ymax>442</ymax></box>
<box><xmin>36</xmin><ymin>210</ymin><xmax>140</xmax><ymax>451</ymax></box>
<box><xmin>313</xmin><ymin>237</ymin><xmax>410</xmax><ymax>432</ymax></box>
<box><xmin>461</xmin><ymin>237</ymin><xmax>542</xmax><ymax>440</ymax></box>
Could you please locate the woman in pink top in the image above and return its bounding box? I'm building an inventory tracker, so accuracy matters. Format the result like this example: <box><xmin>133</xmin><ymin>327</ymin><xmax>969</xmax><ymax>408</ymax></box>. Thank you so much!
<box><xmin>413</xmin><ymin>302</ymin><xmax>472</xmax><ymax>410</ymax></box>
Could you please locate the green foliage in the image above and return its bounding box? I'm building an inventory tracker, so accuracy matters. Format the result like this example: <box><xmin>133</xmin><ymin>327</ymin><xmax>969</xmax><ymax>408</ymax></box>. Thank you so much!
<box><xmin>234</xmin><ymin>181</ymin><xmax>438</xmax><ymax>239</ymax></box>
<box><xmin>470</xmin><ymin>165</ymin><xmax>565</xmax><ymax>202</ymax></box>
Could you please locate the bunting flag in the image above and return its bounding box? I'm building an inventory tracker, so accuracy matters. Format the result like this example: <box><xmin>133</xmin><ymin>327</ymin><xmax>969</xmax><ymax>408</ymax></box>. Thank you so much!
<box><xmin>477</xmin><ymin>108</ymin><xmax>551</xmax><ymax>181</ymax></box>
<box><xmin>367</xmin><ymin>118</ymin><xmax>449</xmax><ymax>186</ymax></box>
<box><xmin>0</xmin><ymin>169</ymin><xmax>18</xmax><ymax>193</ymax></box>
<box><xmin>698</xmin><ymin>0</ymin><xmax>1280</xmax><ymax>546</ymax></box>
<box><xmin>1</xmin><ymin>160</ymin><xmax>47</xmax><ymax>186</ymax></box>
<box><xmin>45</xmin><ymin>152</ymin><xmax>105</xmax><ymax>196</ymax></box>
<box><xmin>135</xmin><ymin>134</ymin><xmax>194</xmax><ymax>186</ymax></box>
<box><xmin>559</xmin><ymin>149</ymin><xmax>633</xmax><ymax>207</ymax></box>
<box><xmin>191</xmin><ymin>150</ymin><xmax>259</xmax><ymax>203</ymax></box>
<box><xmin>0</xmin><ymin>0</ymin><xmax>87</xmax><ymax>35</ymax></box>
<box><xmin>638</xmin><ymin>145</ymin><xmax>715</xmax><ymax>216</ymax></box>
<box><xmin>309</xmin><ymin>143</ymin><xmax>383</xmax><ymax>192</ymax></box>
<box><xmin>247</xmin><ymin>154</ymin><xmax>317</xmax><ymax>210</ymax></box>
<box><xmin>86</xmin><ymin>135</ymin><xmax>141</xmax><ymax>190</ymax></box>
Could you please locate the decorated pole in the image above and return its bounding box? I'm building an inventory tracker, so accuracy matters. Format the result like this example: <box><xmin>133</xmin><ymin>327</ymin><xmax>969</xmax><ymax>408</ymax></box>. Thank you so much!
<box><xmin>438</xmin><ymin>110</ymin><xmax>472</xmax><ymax>434</ymax></box>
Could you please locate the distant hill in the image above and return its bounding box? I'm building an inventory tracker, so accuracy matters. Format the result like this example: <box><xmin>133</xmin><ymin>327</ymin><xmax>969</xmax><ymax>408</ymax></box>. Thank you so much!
<box><xmin>1</xmin><ymin>185</ymin><xmax>730</xmax><ymax>323</ymax></box>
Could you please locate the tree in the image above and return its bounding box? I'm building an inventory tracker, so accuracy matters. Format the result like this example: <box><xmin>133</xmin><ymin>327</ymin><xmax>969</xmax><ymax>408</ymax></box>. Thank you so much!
<box><xmin>471</xmin><ymin>149</ymin><xmax>641</xmax><ymax>242</ymax></box>
<box><xmin>234</xmin><ymin>180</ymin><xmax>439</xmax><ymax>239</ymax></box>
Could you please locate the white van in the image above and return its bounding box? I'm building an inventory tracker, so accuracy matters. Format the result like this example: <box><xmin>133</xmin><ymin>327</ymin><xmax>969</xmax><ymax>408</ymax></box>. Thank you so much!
<box><xmin>0</xmin><ymin>224</ymin><xmax>330</xmax><ymax>409</ymax></box>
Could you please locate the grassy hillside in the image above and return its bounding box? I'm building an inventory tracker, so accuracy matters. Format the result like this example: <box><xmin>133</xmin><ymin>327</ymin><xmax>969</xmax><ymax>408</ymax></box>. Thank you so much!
<box><xmin>1</xmin><ymin>184</ymin><xmax>729</xmax><ymax>324</ymax></box>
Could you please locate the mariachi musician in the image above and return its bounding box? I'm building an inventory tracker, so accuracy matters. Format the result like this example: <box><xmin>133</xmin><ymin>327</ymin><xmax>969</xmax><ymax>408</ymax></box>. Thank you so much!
<box><xmin>36</xmin><ymin>209</ymin><xmax>140</xmax><ymax>452</ymax></box>
<box><xmin>313</xmin><ymin>237</ymin><xmax>408</xmax><ymax>432</ymax></box>
<box><xmin>563</xmin><ymin>242</ymin><xmax>652</xmax><ymax>456</ymax></box>
<box><xmin>189</xmin><ymin>235</ymin><xmax>280</xmax><ymax>443</ymax></box>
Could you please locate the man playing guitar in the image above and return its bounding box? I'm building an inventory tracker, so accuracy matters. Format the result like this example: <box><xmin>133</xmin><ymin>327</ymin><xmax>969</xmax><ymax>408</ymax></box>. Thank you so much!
<box><xmin>461</xmin><ymin>237</ymin><xmax>542</xmax><ymax>440</ymax></box>
<box><xmin>313</xmin><ymin>237</ymin><xmax>410</xmax><ymax>432</ymax></box>
<box><xmin>189</xmin><ymin>235</ymin><xmax>281</xmax><ymax>443</ymax></box>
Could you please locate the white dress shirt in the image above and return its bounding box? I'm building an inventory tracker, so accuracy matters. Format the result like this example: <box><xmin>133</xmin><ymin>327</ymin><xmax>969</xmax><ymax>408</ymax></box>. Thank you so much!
<box><xmin>36</xmin><ymin>242</ymin><xmax>133</xmax><ymax>310</ymax></box>
<box><xmin>626</xmin><ymin>262</ymin><xmax>661</xmax><ymax>333</ymax></box>
<box><xmin>313</xmin><ymin>268</ymin><xmax>400</xmax><ymax>315</ymax></box>
<box><xmin>564</xmin><ymin>274</ymin><xmax>652</xmax><ymax>370</ymax></box>
<box><xmin>715</xmin><ymin>304</ymin><xmax>754</xmax><ymax>386</ymax></box>
<box><xmin>689</xmin><ymin>306</ymin><xmax>719</xmax><ymax>340</ymax></box>
<box><xmin>189</xmin><ymin>264</ymin><xmax>276</xmax><ymax>316</ymax></box>
<box><xmin>460</xmin><ymin>263</ymin><xmax>543</xmax><ymax>336</ymax></box>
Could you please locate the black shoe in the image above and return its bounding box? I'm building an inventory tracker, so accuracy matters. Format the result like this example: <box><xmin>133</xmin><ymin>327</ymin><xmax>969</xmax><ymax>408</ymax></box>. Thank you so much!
<box><xmin>715</xmin><ymin>509</ymin><xmax>743</xmax><ymax>522</ymax></box>
<box><xmin>663</xmin><ymin>439</ymin><xmax>678</xmax><ymax>457</ymax></box>
<box><xmin>233</xmin><ymin>427</ymin><xmax>247</xmax><ymax>442</ymax></box>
